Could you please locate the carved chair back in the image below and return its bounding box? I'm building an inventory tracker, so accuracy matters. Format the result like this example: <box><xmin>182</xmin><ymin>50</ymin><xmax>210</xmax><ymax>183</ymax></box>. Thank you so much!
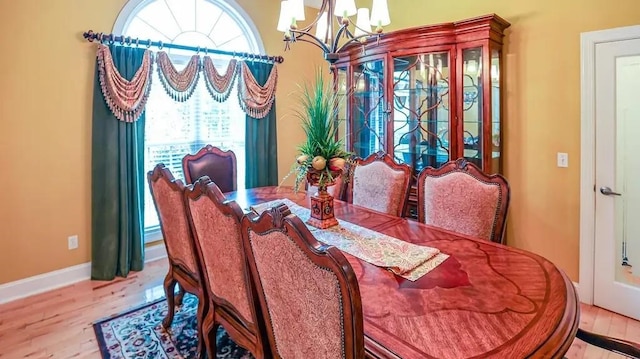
<box><xmin>184</xmin><ymin>177</ymin><xmax>267</xmax><ymax>358</ymax></box>
<box><xmin>182</xmin><ymin>144</ymin><xmax>237</xmax><ymax>192</ymax></box>
<box><xmin>147</xmin><ymin>164</ymin><xmax>200</xmax><ymax>279</ymax></box>
<box><xmin>346</xmin><ymin>151</ymin><xmax>412</xmax><ymax>217</ymax></box>
<box><xmin>241</xmin><ymin>204</ymin><xmax>365</xmax><ymax>359</ymax></box>
<box><xmin>147</xmin><ymin>164</ymin><xmax>205</xmax><ymax>348</ymax></box>
<box><xmin>417</xmin><ymin>158</ymin><xmax>511</xmax><ymax>243</ymax></box>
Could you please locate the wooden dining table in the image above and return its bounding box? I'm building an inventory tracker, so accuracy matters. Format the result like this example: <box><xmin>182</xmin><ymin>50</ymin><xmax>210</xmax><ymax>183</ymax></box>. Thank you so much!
<box><xmin>226</xmin><ymin>186</ymin><xmax>580</xmax><ymax>359</ymax></box>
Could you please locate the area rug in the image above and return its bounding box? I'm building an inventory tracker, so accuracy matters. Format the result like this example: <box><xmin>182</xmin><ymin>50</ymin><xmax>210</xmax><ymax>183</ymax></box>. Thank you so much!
<box><xmin>93</xmin><ymin>293</ymin><xmax>253</xmax><ymax>358</ymax></box>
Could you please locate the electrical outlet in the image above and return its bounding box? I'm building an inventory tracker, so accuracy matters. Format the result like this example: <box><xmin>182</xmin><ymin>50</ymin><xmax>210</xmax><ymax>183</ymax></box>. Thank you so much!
<box><xmin>68</xmin><ymin>235</ymin><xmax>79</xmax><ymax>250</ymax></box>
<box><xmin>557</xmin><ymin>152</ymin><xmax>569</xmax><ymax>168</ymax></box>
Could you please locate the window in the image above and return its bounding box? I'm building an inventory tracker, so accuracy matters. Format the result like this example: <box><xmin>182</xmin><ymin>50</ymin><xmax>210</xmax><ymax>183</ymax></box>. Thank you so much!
<box><xmin>114</xmin><ymin>0</ymin><xmax>263</xmax><ymax>241</ymax></box>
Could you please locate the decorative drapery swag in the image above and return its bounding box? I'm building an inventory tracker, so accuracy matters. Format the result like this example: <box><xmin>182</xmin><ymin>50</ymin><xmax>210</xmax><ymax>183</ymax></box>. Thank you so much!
<box><xmin>156</xmin><ymin>51</ymin><xmax>200</xmax><ymax>102</ymax></box>
<box><xmin>95</xmin><ymin>44</ymin><xmax>278</xmax><ymax>121</ymax></box>
<box><xmin>97</xmin><ymin>44</ymin><xmax>153</xmax><ymax>123</ymax></box>
<box><xmin>238</xmin><ymin>61</ymin><xmax>278</xmax><ymax>119</ymax></box>
<box><xmin>203</xmin><ymin>57</ymin><xmax>238</xmax><ymax>102</ymax></box>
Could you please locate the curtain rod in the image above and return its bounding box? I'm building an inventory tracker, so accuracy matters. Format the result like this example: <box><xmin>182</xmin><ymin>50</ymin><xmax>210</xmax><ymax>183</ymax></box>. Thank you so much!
<box><xmin>82</xmin><ymin>30</ymin><xmax>284</xmax><ymax>64</ymax></box>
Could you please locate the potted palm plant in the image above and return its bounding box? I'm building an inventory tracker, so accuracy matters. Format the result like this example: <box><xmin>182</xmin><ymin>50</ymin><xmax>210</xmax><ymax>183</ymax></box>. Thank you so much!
<box><xmin>291</xmin><ymin>69</ymin><xmax>351</xmax><ymax>228</ymax></box>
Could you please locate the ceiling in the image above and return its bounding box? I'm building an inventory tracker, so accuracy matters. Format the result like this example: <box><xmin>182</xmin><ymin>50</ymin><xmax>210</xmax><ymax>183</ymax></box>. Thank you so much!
<box><xmin>304</xmin><ymin>0</ymin><xmax>322</xmax><ymax>8</ymax></box>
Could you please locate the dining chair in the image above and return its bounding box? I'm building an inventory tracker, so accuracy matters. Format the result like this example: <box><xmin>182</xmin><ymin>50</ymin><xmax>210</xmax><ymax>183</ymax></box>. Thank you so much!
<box><xmin>184</xmin><ymin>176</ymin><xmax>268</xmax><ymax>359</ymax></box>
<box><xmin>240</xmin><ymin>203</ymin><xmax>365</xmax><ymax>359</ymax></box>
<box><xmin>182</xmin><ymin>144</ymin><xmax>237</xmax><ymax>192</ymax></box>
<box><xmin>146</xmin><ymin>164</ymin><xmax>206</xmax><ymax>357</ymax></box>
<box><xmin>346</xmin><ymin>150</ymin><xmax>412</xmax><ymax>217</ymax></box>
<box><xmin>417</xmin><ymin>157</ymin><xmax>510</xmax><ymax>244</ymax></box>
<box><xmin>576</xmin><ymin>328</ymin><xmax>640</xmax><ymax>358</ymax></box>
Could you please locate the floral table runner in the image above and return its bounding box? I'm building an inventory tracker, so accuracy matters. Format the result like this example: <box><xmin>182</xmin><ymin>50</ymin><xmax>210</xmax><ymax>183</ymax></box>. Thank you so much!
<box><xmin>250</xmin><ymin>199</ymin><xmax>449</xmax><ymax>281</ymax></box>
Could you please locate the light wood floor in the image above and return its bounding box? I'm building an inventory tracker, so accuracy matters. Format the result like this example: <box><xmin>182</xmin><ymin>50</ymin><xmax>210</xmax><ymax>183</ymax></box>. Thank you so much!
<box><xmin>0</xmin><ymin>258</ymin><xmax>638</xmax><ymax>359</ymax></box>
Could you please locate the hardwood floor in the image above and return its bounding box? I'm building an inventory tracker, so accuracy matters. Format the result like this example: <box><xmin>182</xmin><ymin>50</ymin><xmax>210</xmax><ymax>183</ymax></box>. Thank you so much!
<box><xmin>0</xmin><ymin>258</ymin><xmax>638</xmax><ymax>358</ymax></box>
<box><xmin>0</xmin><ymin>260</ymin><xmax>168</xmax><ymax>358</ymax></box>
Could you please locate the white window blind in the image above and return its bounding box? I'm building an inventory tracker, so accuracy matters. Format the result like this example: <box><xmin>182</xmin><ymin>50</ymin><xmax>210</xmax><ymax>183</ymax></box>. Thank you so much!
<box><xmin>143</xmin><ymin>62</ymin><xmax>246</xmax><ymax>236</ymax></box>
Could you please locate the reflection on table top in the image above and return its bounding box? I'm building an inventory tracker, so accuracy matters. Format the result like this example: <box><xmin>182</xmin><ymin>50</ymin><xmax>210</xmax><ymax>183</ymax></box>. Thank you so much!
<box><xmin>226</xmin><ymin>186</ymin><xmax>579</xmax><ymax>359</ymax></box>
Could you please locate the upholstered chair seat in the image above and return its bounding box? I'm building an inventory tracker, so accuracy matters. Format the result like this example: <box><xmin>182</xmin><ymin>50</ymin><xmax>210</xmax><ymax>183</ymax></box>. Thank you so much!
<box><xmin>417</xmin><ymin>158</ymin><xmax>510</xmax><ymax>243</ymax></box>
<box><xmin>347</xmin><ymin>151</ymin><xmax>412</xmax><ymax>217</ymax></box>
<box><xmin>184</xmin><ymin>177</ymin><xmax>267</xmax><ymax>359</ymax></box>
<box><xmin>182</xmin><ymin>144</ymin><xmax>237</xmax><ymax>192</ymax></box>
<box><xmin>241</xmin><ymin>204</ymin><xmax>365</xmax><ymax>359</ymax></box>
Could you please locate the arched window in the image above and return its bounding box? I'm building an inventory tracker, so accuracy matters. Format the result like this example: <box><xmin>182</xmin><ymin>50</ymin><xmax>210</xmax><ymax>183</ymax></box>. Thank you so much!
<box><xmin>114</xmin><ymin>0</ymin><xmax>263</xmax><ymax>239</ymax></box>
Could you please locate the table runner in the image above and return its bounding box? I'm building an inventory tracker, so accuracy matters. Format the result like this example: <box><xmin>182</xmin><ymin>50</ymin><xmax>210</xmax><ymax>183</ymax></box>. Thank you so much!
<box><xmin>250</xmin><ymin>199</ymin><xmax>449</xmax><ymax>281</ymax></box>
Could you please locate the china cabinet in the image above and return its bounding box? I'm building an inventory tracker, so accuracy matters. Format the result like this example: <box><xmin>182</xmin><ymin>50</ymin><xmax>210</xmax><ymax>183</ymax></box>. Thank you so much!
<box><xmin>332</xmin><ymin>14</ymin><xmax>510</xmax><ymax>217</ymax></box>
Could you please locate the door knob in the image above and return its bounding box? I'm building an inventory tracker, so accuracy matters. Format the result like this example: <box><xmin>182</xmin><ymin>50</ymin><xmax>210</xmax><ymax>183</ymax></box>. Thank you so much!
<box><xmin>600</xmin><ymin>186</ymin><xmax>622</xmax><ymax>196</ymax></box>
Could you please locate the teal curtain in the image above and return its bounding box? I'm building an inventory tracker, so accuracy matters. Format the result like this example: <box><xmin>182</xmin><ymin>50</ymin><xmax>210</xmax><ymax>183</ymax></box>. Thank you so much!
<box><xmin>245</xmin><ymin>61</ymin><xmax>278</xmax><ymax>188</ymax></box>
<box><xmin>91</xmin><ymin>45</ymin><xmax>146</xmax><ymax>280</ymax></box>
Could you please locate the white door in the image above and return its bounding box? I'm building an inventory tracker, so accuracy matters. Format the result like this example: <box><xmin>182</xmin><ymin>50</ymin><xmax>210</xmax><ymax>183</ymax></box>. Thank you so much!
<box><xmin>594</xmin><ymin>37</ymin><xmax>640</xmax><ymax>320</ymax></box>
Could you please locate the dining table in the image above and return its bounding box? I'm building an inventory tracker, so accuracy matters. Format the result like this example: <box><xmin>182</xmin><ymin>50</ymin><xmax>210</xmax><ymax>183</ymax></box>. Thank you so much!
<box><xmin>226</xmin><ymin>186</ymin><xmax>580</xmax><ymax>359</ymax></box>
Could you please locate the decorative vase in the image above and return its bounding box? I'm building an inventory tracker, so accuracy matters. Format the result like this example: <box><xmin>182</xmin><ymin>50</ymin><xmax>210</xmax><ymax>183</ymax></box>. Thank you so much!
<box><xmin>305</xmin><ymin>167</ymin><xmax>341</xmax><ymax>229</ymax></box>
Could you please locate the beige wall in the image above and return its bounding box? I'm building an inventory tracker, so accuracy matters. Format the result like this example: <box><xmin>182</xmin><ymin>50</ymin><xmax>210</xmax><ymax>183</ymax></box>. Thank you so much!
<box><xmin>2</xmin><ymin>0</ymin><xmax>640</xmax><ymax>285</ymax></box>
<box><xmin>0</xmin><ymin>0</ymin><xmax>323</xmax><ymax>284</ymax></box>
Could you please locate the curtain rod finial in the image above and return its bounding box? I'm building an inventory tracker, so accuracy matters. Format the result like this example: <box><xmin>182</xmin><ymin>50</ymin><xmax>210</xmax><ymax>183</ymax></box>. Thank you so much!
<box><xmin>84</xmin><ymin>30</ymin><xmax>95</xmax><ymax>41</ymax></box>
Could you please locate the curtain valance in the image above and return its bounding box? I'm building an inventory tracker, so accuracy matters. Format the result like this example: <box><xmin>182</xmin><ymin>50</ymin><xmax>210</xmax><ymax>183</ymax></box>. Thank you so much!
<box><xmin>97</xmin><ymin>45</ymin><xmax>153</xmax><ymax>123</ymax></box>
<box><xmin>95</xmin><ymin>44</ymin><xmax>278</xmax><ymax>122</ymax></box>
<box><xmin>156</xmin><ymin>52</ymin><xmax>200</xmax><ymax>102</ymax></box>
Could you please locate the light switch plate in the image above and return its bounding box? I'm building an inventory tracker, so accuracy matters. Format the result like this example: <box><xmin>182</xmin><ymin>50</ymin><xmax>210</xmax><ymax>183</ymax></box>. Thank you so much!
<box><xmin>557</xmin><ymin>152</ymin><xmax>569</xmax><ymax>168</ymax></box>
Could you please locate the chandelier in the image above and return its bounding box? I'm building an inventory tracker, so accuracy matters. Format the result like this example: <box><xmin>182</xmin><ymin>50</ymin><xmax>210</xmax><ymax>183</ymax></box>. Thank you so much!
<box><xmin>277</xmin><ymin>0</ymin><xmax>391</xmax><ymax>63</ymax></box>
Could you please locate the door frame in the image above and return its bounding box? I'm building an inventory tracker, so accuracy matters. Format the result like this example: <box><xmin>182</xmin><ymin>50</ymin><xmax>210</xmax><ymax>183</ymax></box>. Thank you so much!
<box><xmin>580</xmin><ymin>24</ymin><xmax>640</xmax><ymax>305</ymax></box>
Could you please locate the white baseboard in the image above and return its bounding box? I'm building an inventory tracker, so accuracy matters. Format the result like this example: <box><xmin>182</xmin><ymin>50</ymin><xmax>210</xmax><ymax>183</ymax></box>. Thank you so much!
<box><xmin>0</xmin><ymin>262</ymin><xmax>92</xmax><ymax>305</ymax></box>
<box><xmin>0</xmin><ymin>244</ymin><xmax>168</xmax><ymax>305</ymax></box>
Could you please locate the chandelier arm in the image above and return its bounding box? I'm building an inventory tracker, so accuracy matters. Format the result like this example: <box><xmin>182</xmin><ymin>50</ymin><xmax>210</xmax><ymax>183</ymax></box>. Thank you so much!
<box><xmin>330</xmin><ymin>24</ymin><xmax>350</xmax><ymax>53</ymax></box>
<box><xmin>335</xmin><ymin>32</ymin><xmax>383</xmax><ymax>54</ymax></box>
<box><xmin>288</xmin><ymin>34</ymin><xmax>331</xmax><ymax>53</ymax></box>
<box><xmin>347</xmin><ymin>17</ymin><xmax>381</xmax><ymax>38</ymax></box>
<box><xmin>334</xmin><ymin>36</ymin><xmax>365</xmax><ymax>54</ymax></box>
<box><xmin>296</xmin><ymin>16</ymin><xmax>322</xmax><ymax>34</ymax></box>
<box><xmin>343</xmin><ymin>27</ymin><xmax>355</xmax><ymax>39</ymax></box>
<box><xmin>295</xmin><ymin>0</ymin><xmax>333</xmax><ymax>34</ymax></box>
<box><xmin>332</xmin><ymin>16</ymin><xmax>386</xmax><ymax>54</ymax></box>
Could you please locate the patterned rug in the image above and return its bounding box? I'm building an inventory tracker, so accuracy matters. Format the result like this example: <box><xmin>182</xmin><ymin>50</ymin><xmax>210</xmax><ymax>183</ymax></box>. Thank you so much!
<box><xmin>93</xmin><ymin>293</ymin><xmax>253</xmax><ymax>358</ymax></box>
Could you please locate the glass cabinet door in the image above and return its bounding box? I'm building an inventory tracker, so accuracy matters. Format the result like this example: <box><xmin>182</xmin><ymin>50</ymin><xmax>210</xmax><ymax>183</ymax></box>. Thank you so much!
<box><xmin>351</xmin><ymin>59</ymin><xmax>386</xmax><ymax>158</ymax></box>
<box><xmin>490</xmin><ymin>48</ymin><xmax>502</xmax><ymax>173</ymax></box>
<box><xmin>392</xmin><ymin>52</ymin><xmax>451</xmax><ymax>174</ymax></box>
<box><xmin>461</xmin><ymin>47</ymin><xmax>483</xmax><ymax>168</ymax></box>
<box><xmin>334</xmin><ymin>66</ymin><xmax>348</xmax><ymax>151</ymax></box>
